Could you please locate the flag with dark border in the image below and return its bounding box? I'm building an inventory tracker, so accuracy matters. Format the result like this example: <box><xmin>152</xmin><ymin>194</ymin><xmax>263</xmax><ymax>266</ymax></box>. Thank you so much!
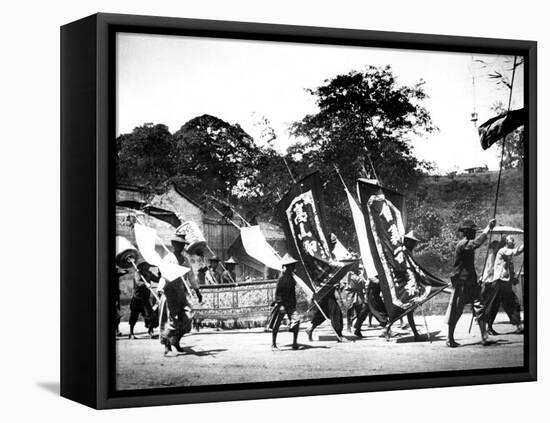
<box><xmin>277</xmin><ymin>171</ymin><xmax>354</xmax><ymax>297</ymax></box>
<box><xmin>357</xmin><ymin>179</ymin><xmax>448</xmax><ymax>324</ymax></box>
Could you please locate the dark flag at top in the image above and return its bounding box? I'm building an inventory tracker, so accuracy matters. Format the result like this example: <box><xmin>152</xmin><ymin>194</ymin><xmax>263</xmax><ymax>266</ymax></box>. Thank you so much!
<box><xmin>277</xmin><ymin>171</ymin><xmax>354</xmax><ymax>297</ymax></box>
<box><xmin>478</xmin><ymin>108</ymin><xmax>526</xmax><ymax>150</ymax></box>
<box><xmin>357</xmin><ymin>179</ymin><xmax>449</xmax><ymax>325</ymax></box>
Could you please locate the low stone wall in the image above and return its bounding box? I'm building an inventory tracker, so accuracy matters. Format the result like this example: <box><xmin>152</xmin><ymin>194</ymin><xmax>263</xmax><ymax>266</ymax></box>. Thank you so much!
<box><xmin>193</xmin><ymin>280</ymin><xmax>311</xmax><ymax>328</ymax></box>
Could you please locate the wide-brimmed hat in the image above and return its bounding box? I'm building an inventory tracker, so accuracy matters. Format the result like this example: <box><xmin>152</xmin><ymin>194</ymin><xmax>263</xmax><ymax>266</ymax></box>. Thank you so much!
<box><xmin>171</xmin><ymin>234</ymin><xmax>188</xmax><ymax>245</ymax></box>
<box><xmin>404</xmin><ymin>230</ymin><xmax>421</xmax><ymax>243</ymax></box>
<box><xmin>225</xmin><ymin>256</ymin><xmax>237</xmax><ymax>265</ymax></box>
<box><xmin>459</xmin><ymin>219</ymin><xmax>477</xmax><ymax>231</ymax></box>
<box><xmin>281</xmin><ymin>253</ymin><xmax>299</xmax><ymax>266</ymax></box>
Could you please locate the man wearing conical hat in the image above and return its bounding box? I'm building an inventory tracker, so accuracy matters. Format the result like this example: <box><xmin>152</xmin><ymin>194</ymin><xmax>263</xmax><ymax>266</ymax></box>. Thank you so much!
<box><xmin>446</xmin><ymin>218</ymin><xmax>496</xmax><ymax>347</ymax></box>
<box><xmin>221</xmin><ymin>256</ymin><xmax>237</xmax><ymax>284</ymax></box>
<box><xmin>267</xmin><ymin>253</ymin><xmax>302</xmax><ymax>350</ymax></box>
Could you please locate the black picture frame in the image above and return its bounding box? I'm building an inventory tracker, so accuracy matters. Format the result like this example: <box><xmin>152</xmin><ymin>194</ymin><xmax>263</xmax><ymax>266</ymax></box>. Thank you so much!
<box><xmin>60</xmin><ymin>13</ymin><xmax>537</xmax><ymax>409</ymax></box>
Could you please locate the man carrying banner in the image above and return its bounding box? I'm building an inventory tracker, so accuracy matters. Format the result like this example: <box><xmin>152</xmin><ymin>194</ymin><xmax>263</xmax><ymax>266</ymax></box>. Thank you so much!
<box><xmin>221</xmin><ymin>257</ymin><xmax>237</xmax><ymax>284</ymax></box>
<box><xmin>129</xmin><ymin>262</ymin><xmax>160</xmax><ymax>339</ymax></box>
<box><xmin>400</xmin><ymin>231</ymin><xmax>424</xmax><ymax>341</ymax></box>
<box><xmin>157</xmin><ymin>234</ymin><xmax>203</xmax><ymax>355</ymax></box>
<box><xmin>268</xmin><ymin>254</ymin><xmax>301</xmax><ymax>350</ymax></box>
<box><xmin>344</xmin><ymin>263</ymin><xmax>369</xmax><ymax>338</ymax></box>
<box><xmin>158</xmin><ymin>270</ymin><xmax>203</xmax><ymax>355</ymax></box>
<box><xmin>446</xmin><ymin>218</ymin><xmax>496</xmax><ymax>348</ymax></box>
<box><xmin>487</xmin><ymin>235</ymin><xmax>524</xmax><ymax>334</ymax></box>
<box><xmin>277</xmin><ymin>171</ymin><xmax>354</xmax><ymax>343</ymax></box>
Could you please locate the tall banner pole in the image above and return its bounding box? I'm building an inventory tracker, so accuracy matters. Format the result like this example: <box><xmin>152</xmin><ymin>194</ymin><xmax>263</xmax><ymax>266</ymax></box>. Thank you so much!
<box><xmin>472</xmin><ymin>55</ymin><xmax>518</xmax><ymax>334</ymax></box>
<box><xmin>419</xmin><ymin>304</ymin><xmax>432</xmax><ymax>343</ymax></box>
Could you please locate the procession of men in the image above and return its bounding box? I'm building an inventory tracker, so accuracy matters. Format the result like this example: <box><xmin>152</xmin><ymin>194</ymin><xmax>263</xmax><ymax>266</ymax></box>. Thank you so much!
<box><xmin>115</xmin><ymin>208</ymin><xmax>524</xmax><ymax>356</ymax></box>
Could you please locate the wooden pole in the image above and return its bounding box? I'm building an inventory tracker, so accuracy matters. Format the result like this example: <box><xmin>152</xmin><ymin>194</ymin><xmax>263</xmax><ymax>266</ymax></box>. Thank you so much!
<box><xmin>133</xmin><ymin>216</ymin><xmax>193</xmax><ymax>296</ymax></box>
<box><xmin>472</xmin><ymin>55</ymin><xmax>518</xmax><ymax>335</ymax></box>
<box><xmin>205</xmin><ymin>245</ymin><xmax>238</xmax><ymax>285</ymax></box>
<box><xmin>130</xmin><ymin>259</ymin><xmax>160</xmax><ymax>303</ymax></box>
<box><xmin>419</xmin><ymin>305</ymin><xmax>432</xmax><ymax>343</ymax></box>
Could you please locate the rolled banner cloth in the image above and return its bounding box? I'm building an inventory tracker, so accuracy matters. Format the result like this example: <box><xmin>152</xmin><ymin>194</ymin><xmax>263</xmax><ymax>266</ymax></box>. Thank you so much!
<box><xmin>176</xmin><ymin>221</ymin><xmax>207</xmax><ymax>255</ymax></box>
<box><xmin>115</xmin><ymin>236</ymin><xmax>139</xmax><ymax>268</ymax></box>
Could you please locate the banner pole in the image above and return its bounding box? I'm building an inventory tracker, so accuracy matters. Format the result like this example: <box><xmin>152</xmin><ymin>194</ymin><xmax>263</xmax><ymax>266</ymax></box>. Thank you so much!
<box><xmin>385</xmin><ymin>285</ymin><xmax>449</xmax><ymax>328</ymax></box>
<box><xmin>419</xmin><ymin>304</ymin><xmax>432</xmax><ymax>343</ymax></box>
<box><xmin>129</xmin><ymin>259</ymin><xmax>160</xmax><ymax>303</ymax></box>
<box><xmin>468</xmin><ymin>304</ymin><xmax>475</xmax><ymax>334</ymax></box>
<box><xmin>205</xmin><ymin>245</ymin><xmax>238</xmax><ymax>285</ymax></box>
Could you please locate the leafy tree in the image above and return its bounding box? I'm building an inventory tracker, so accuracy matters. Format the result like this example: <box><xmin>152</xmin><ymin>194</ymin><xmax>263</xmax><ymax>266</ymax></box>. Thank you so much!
<box><xmin>491</xmin><ymin>101</ymin><xmax>524</xmax><ymax>169</ymax></box>
<box><xmin>171</xmin><ymin>114</ymin><xmax>261</xmax><ymax>199</ymax></box>
<box><xmin>116</xmin><ymin>123</ymin><xmax>175</xmax><ymax>188</ymax></box>
<box><xmin>287</xmin><ymin>65</ymin><xmax>437</xmax><ymax>245</ymax></box>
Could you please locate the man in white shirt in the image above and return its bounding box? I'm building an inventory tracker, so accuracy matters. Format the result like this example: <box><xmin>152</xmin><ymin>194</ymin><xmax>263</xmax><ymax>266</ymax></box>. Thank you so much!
<box><xmin>488</xmin><ymin>235</ymin><xmax>524</xmax><ymax>334</ymax></box>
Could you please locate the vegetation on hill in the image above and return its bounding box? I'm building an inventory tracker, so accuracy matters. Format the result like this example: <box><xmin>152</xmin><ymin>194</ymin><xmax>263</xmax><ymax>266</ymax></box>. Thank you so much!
<box><xmin>408</xmin><ymin>170</ymin><xmax>524</xmax><ymax>277</ymax></box>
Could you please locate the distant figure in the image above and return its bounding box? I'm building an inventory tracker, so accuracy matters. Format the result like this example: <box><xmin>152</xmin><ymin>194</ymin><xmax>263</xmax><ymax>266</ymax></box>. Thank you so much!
<box><xmin>446</xmin><ymin>218</ymin><xmax>496</xmax><ymax>348</ymax></box>
<box><xmin>487</xmin><ymin>235</ymin><xmax>524</xmax><ymax>334</ymax></box>
<box><xmin>268</xmin><ymin>254</ymin><xmax>301</xmax><ymax>350</ymax></box>
<box><xmin>206</xmin><ymin>256</ymin><xmax>221</xmax><ymax>284</ymax></box>
<box><xmin>221</xmin><ymin>257</ymin><xmax>237</xmax><ymax>284</ymax></box>
<box><xmin>129</xmin><ymin>262</ymin><xmax>160</xmax><ymax>339</ymax></box>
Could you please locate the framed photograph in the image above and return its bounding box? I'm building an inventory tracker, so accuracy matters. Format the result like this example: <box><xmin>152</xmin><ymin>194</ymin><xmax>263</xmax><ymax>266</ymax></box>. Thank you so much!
<box><xmin>61</xmin><ymin>13</ymin><xmax>537</xmax><ymax>409</ymax></box>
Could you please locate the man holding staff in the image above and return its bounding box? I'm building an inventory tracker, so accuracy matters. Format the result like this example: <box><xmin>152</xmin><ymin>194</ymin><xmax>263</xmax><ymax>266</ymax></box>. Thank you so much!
<box><xmin>268</xmin><ymin>254</ymin><xmax>302</xmax><ymax>350</ymax></box>
<box><xmin>446</xmin><ymin>218</ymin><xmax>496</xmax><ymax>348</ymax></box>
<box><xmin>129</xmin><ymin>262</ymin><xmax>160</xmax><ymax>339</ymax></box>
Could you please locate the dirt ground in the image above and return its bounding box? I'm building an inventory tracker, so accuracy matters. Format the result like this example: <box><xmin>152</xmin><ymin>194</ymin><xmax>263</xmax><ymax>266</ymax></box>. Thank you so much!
<box><xmin>115</xmin><ymin>312</ymin><xmax>524</xmax><ymax>390</ymax></box>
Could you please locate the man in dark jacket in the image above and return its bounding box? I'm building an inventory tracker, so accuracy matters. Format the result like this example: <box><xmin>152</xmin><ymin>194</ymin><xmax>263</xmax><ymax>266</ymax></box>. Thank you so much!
<box><xmin>221</xmin><ymin>257</ymin><xmax>237</xmax><ymax>284</ymax></box>
<box><xmin>129</xmin><ymin>262</ymin><xmax>160</xmax><ymax>339</ymax></box>
<box><xmin>344</xmin><ymin>264</ymin><xmax>369</xmax><ymax>338</ymax></box>
<box><xmin>268</xmin><ymin>254</ymin><xmax>301</xmax><ymax>350</ymax></box>
<box><xmin>446</xmin><ymin>218</ymin><xmax>496</xmax><ymax>347</ymax></box>
<box><xmin>159</xmin><ymin>235</ymin><xmax>203</xmax><ymax>355</ymax></box>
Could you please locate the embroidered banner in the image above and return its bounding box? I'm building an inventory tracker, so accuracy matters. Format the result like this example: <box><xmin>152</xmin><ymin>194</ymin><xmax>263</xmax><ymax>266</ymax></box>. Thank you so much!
<box><xmin>278</xmin><ymin>171</ymin><xmax>353</xmax><ymax>294</ymax></box>
<box><xmin>357</xmin><ymin>179</ymin><xmax>448</xmax><ymax>322</ymax></box>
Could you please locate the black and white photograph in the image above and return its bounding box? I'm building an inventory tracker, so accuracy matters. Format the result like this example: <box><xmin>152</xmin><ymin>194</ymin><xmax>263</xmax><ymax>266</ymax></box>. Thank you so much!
<box><xmin>113</xmin><ymin>31</ymin><xmax>529</xmax><ymax>391</ymax></box>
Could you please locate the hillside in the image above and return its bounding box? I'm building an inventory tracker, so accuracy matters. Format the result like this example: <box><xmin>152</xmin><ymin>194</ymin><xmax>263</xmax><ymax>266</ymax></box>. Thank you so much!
<box><xmin>409</xmin><ymin>168</ymin><xmax>525</xmax><ymax>277</ymax></box>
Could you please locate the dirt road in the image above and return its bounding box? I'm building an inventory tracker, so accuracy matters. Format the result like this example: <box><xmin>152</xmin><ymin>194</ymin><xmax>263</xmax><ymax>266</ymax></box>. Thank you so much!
<box><xmin>116</xmin><ymin>312</ymin><xmax>524</xmax><ymax>390</ymax></box>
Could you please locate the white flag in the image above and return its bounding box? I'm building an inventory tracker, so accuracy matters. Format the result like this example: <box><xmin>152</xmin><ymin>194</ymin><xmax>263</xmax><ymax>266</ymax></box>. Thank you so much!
<box><xmin>346</xmin><ymin>189</ymin><xmax>378</xmax><ymax>278</ymax></box>
<box><xmin>134</xmin><ymin>223</ymin><xmax>190</xmax><ymax>282</ymax></box>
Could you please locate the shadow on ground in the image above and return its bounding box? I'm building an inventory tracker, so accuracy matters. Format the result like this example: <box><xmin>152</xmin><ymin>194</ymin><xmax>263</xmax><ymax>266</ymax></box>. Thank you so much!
<box><xmin>36</xmin><ymin>381</ymin><xmax>60</xmax><ymax>396</ymax></box>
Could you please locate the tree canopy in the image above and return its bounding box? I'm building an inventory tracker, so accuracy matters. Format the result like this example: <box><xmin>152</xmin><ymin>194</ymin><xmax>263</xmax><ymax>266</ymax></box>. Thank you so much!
<box><xmin>116</xmin><ymin>66</ymin><xmax>437</xmax><ymax>246</ymax></box>
<box><xmin>286</xmin><ymin>66</ymin><xmax>436</xmax><ymax>244</ymax></box>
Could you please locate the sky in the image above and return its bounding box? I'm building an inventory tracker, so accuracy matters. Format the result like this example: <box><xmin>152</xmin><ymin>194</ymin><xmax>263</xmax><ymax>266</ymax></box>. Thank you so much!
<box><xmin>116</xmin><ymin>33</ymin><xmax>524</xmax><ymax>174</ymax></box>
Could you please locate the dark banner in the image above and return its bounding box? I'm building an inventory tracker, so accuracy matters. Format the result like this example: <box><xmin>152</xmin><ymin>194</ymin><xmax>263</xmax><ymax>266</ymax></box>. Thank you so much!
<box><xmin>357</xmin><ymin>180</ymin><xmax>448</xmax><ymax>322</ymax></box>
<box><xmin>357</xmin><ymin>178</ymin><xmax>407</xmax><ymax>227</ymax></box>
<box><xmin>277</xmin><ymin>171</ymin><xmax>352</xmax><ymax>293</ymax></box>
<box><xmin>478</xmin><ymin>108</ymin><xmax>526</xmax><ymax>150</ymax></box>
